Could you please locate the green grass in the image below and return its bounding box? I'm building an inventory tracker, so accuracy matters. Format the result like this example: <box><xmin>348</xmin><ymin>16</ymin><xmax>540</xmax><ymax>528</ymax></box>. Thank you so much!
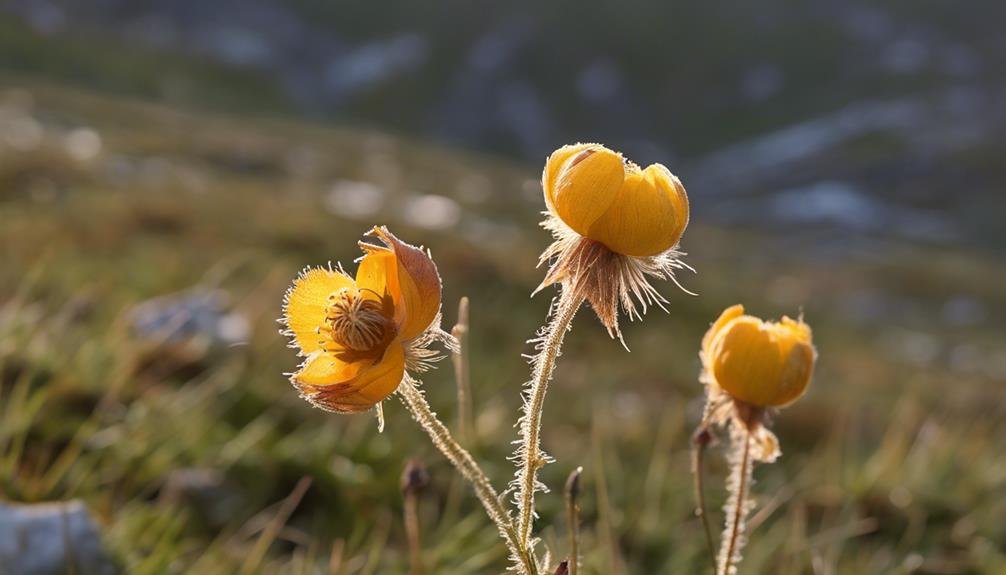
<box><xmin>1</xmin><ymin>79</ymin><xmax>1004</xmax><ymax>574</ymax></box>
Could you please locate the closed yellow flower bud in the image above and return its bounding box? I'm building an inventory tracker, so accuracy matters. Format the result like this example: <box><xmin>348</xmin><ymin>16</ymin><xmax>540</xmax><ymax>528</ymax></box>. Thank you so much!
<box><xmin>543</xmin><ymin>143</ymin><xmax>689</xmax><ymax>257</ymax></box>
<box><xmin>702</xmin><ymin>304</ymin><xmax>816</xmax><ymax>408</ymax></box>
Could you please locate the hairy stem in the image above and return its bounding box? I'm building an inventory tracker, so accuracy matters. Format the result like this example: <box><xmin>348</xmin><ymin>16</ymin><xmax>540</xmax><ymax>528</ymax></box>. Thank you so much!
<box><xmin>691</xmin><ymin>425</ymin><xmax>717</xmax><ymax>574</ymax></box>
<box><xmin>516</xmin><ymin>287</ymin><xmax>584</xmax><ymax>549</ymax></box>
<box><xmin>718</xmin><ymin>426</ymin><xmax>753</xmax><ymax>575</ymax></box>
<box><xmin>397</xmin><ymin>376</ymin><xmax>538</xmax><ymax>575</ymax></box>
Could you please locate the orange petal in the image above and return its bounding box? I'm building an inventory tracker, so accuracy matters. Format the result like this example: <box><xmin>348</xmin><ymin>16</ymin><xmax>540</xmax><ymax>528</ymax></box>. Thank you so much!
<box><xmin>544</xmin><ymin>144</ymin><xmax>624</xmax><ymax>234</ymax></box>
<box><xmin>283</xmin><ymin>266</ymin><xmax>354</xmax><ymax>354</ymax></box>
<box><xmin>295</xmin><ymin>343</ymin><xmax>406</xmax><ymax>413</ymax></box>
<box><xmin>543</xmin><ymin>143</ymin><xmax>594</xmax><ymax>211</ymax></box>
<box><xmin>356</xmin><ymin>248</ymin><xmax>397</xmax><ymax>308</ymax></box>
<box><xmin>701</xmin><ymin>304</ymin><xmax>746</xmax><ymax>365</ymax></box>
<box><xmin>709</xmin><ymin>314</ymin><xmax>815</xmax><ymax>408</ymax></box>
<box><xmin>293</xmin><ymin>350</ymin><xmax>371</xmax><ymax>386</ymax></box>
<box><xmin>769</xmin><ymin>317</ymin><xmax>816</xmax><ymax>406</ymax></box>
<box><xmin>587</xmin><ymin>163</ymin><xmax>689</xmax><ymax>257</ymax></box>
<box><xmin>363</xmin><ymin>227</ymin><xmax>441</xmax><ymax>340</ymax></box>
<box><xmin>710</xmin><ymin>317</ymin><xmax>783</xmax><ymax>407</ymax></box>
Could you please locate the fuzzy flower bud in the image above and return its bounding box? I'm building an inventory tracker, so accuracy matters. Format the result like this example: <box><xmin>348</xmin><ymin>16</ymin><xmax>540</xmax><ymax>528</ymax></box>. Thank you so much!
<box><xmin>543</xmin><ymin>143</ymin><xmax>689</xmax><ymax>257</ymax></box>
<box><xmin>702</xmin><ymin>304</ymin><xmax>816</xmax><ymax>408</ymax></box>
<box><xmin>538</xmin><ymin>142</ymin><xmax>694</xmax><ymax>340</ymax></box>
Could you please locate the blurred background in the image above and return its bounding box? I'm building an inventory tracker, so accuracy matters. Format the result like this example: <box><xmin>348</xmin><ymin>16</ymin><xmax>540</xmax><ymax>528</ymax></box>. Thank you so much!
<box><xmin>0</xmin><ymin>1</ymin><xmax>1004</xmax><ymax>573</ymax></box>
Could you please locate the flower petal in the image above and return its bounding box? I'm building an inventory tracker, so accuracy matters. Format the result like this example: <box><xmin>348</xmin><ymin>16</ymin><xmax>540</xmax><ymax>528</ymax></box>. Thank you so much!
<box><xmin>543</xmin><ymin>143</ymin><xmax>594</xmax><ymax>211</ymax></box>
<box><xmin>356</xmin><ymin>248</ymin><xmax>397</xmax><ymax>308</ymax></box>
<box><xmin>545</xmin><ymin>144</ymin><xmax>624</xmax><ymax>235</ymax></box>
<box><xmin>283</xmin><ymin>266</ymin><xmax>354</xmax><ymax>354</ymax></box>
<box><xmin>588</xmin><ymin>163</ymin><xmax>689</xmax><ymax>257</ymax></box>
<box><xmin>295</xmin><ymin>344</ymin><xmax>406</xmax><ymax>413</ymax></box>
<box><xmin>769</xmin><ymin>318</ymin><xmax>816</xmax><ymax>406</ymax></box>
<box><xmin>709</xmin><ymin>313</ymin><xmax>815</xmax><ymax>408</ymax></box>
<box><xmin>293</xmin><ymin>350</ymin><xmax>371</xmax><ymax>386</ymax></box>
<box><xmin>364</xmin><ymin>227</ymin><xmax>442</xmax><ymax>340</ymax></box>
<box><xmin>710</xmin><ymin>317</ymin><xmax>783</xmax><ymax>407</ymax></box>
<box><xmin>701</xmin><ymin>304</ymin><xmax>745</xmax><ymax>365</ymax></box>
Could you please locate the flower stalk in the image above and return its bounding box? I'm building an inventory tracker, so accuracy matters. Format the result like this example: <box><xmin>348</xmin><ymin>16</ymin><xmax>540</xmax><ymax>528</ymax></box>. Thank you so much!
<box><xmin>451</xmin><ymin>296</ymin><xmax>473</xmax><ymax>445</ymax></box>
<box><xmin>564</xmin><ymin>467</ymin><xmax>583</xmax><ymax>575</ymax></box>
<box><xmin>691</xmin><ymin>424</ymin><xmax>717</xmax><ymax>573</ymax></box>
<box><xmin>718</xmin><ymin>425</ymin><xmax>754</xmax><ymax>575</ymax></box>
<box><xmin>397</xmin><ymin>375</ymin><xmax>539</xmax><ymax>575</ymax></box>
<box><xmin>401</xmin><ymin>459</ymin><xmax>429</xmax><ymax>575</ymax></box>
<box><xmin>514</xmin><ymin>286</ymin><xmax>585</xmax><ymax>551</ymax></box>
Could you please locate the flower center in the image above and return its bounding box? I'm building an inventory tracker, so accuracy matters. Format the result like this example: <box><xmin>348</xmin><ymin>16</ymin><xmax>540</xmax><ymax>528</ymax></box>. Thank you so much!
<box><xmin>324</xmin><ymin>288</ymin><xmax>389</xmax><ymax>351</ymax></box>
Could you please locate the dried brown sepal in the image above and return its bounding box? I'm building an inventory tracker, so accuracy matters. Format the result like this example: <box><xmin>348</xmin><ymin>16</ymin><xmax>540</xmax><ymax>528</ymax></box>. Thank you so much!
<box><xmin>701</xmin><ymin>383</ymin><xmax>781</xmax><ymax>463</ymax></box>
<box><xmin>536</xmin><ymin>214</ymin><xmax>692</xmax><ymax>343</ymax></box>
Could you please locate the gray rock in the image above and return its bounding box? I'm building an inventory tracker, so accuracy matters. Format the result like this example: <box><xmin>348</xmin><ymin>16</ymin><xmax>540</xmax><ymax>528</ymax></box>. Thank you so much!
<box><xmin>130</xmin><ymin>288</ymin><xmax>250</xmax><ymax>348</ymax></box>
<box><xmin>0</xmin><ymin>500</ymin><xmax>119</xmax><ymax>575</ymax></box>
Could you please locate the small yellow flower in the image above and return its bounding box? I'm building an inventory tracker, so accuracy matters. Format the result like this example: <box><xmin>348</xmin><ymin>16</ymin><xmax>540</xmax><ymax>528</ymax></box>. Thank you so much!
<box><xmin>544</xmin><ymin>143</ymin><xmax>689</xmax><ymax>257</ymax></box>
<box><xmin>701</xmin><ymin>304</ymin><xmax>816</xmax><ymax>408</ymax></box>
<box><xmin>538</xmin><ymin>142</ymin><xmax>693</xmax><ymax>340</ymax></box>
<box><xmin>698</xmin><ymin>306</ymin><xmax>816</xmax><ymax>575</ymax></box>
<box><xmin>281</xmin><ymin>226</ymin><xmax>447</xmax><ymax>413</ymax></box>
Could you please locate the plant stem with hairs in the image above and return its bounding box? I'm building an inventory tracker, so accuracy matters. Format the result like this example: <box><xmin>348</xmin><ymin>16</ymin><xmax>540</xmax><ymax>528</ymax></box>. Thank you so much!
<box><xmin>718</xmin><ymin>425</ymin><xmax>754</xmax><ymax>575</ymax></box>
<box><xmin>514</xmin><ymin>287</ymin><xmax>585</xmax><ymax>551</ymax></box>
<box><xmin>397</xmin><ymin>376</ymin><xmax>539</xmax><ymax>575</ymax></box>
<box><xmin>451</xmin><ymin>297</ymin><xmax>473</xmax><ymax>445</ymax></box>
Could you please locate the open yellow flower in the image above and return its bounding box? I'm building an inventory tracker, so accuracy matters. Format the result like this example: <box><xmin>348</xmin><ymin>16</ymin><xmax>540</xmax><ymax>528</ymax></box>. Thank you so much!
<box><xmin>281</xmin><ymin>226</ymin><xmax>447</xmax><ymax>413</ymax></box>
<box><xmin>538</xmin><ymin>142</ymin><xmax>693</xmax><ymax>340</ymax></box>
<box><xmin>701</xmin><ymin>304</ymin><xmax>816</xmax><ymax>409</ymax></box>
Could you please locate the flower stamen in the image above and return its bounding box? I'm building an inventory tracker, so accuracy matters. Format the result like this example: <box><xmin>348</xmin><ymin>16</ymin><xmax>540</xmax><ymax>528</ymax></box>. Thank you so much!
<box><xmin>325</xmin><ymin>288</ymin><xmax>389</xmax><ymax>351</ymax></box>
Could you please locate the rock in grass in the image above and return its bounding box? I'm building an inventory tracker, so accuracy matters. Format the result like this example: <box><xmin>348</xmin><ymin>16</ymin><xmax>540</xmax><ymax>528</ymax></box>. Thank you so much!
<box><xmin>0</xmin><ymin>500</ymin><xmax>118</xmax><ymax>575</ymax></box>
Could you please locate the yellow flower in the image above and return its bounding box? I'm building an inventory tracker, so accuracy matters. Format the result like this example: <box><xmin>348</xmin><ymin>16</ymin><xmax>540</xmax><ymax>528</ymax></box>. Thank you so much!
<box><xmin>537</xmin><ymin>142</ymin><xmax>693</xmax><ymax>340</ymax></box>
<box><xmin>701</xmin><ymin>304</ymin><xmax>816</xmax><ymax>408</ymax></box>
<box><xmin>281</xmin><ymin>226</ymin><xmax>444</xmax><ymax>413</ymax></box>
<box><xmin>543</xmin><ymin>143</ymin><xmax>689</xmax><ymax>257</ymax></box>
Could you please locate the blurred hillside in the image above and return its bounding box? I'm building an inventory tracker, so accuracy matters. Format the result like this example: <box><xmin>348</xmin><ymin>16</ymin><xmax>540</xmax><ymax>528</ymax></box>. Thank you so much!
<box><xmin>2</xmin><ymin>0</ymin><xmax>1006</xmax><ymax>252</ymax></box>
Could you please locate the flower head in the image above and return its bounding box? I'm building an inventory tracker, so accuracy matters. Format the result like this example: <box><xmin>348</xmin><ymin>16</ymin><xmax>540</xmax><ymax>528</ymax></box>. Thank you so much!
<box><xmin>281</xmin><ymin>226</ymin><xmax>451</xmax><ymax>413</ymax></box>
<box><xmin>543</xmin><ymin>143</ymin><xmax>689</xmax><ymax>257</ymax></box>
<box><xmin>701</xmin><ymin>304</ymin><xmax>815</xmax><ymax>408</ymax></box>
<box><xmin>538</xmin><ymin>142</ymin><xmax>693</xmax><ymax>340</ymax></box>
<box><xmin>699</xmin><ymin>304</ymin><xmax>817</xmax><ymax>461</ymax></box>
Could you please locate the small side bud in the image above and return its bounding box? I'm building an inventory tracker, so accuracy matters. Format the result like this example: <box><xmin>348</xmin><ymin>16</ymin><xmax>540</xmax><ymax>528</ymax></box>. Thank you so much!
<box><xmin>565</xmin><ymin>466</ymin><xmax>583</xmax><ymax>504</ymax></box>
<box><xmin>400</xmin><ymin>458</ymin><xmax>430</xmax><ymax>495</ymax></box>
<box><xmin>564</xmin><ymin>466</ymin><xmax>583</xmax><ymax>575</ymax></box>
<box><xmin>692</xmin><ymin>425</ymin><xmax>715</xmax><ymax>451</ymax></box>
